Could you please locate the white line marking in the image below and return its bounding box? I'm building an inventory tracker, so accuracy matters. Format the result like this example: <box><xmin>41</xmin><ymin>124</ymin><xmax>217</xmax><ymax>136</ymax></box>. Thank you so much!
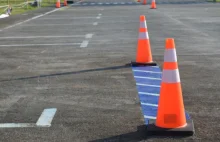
<box><xmin>139</xmin><ymin>92</ymin><xmax>159</xmax><ymax>96</ymax></box>
<box><xmin>0</xmin><ymin>35</ymin><xmax>84</xmax><ymax>39</ymax></box>
<box><xmin>144</xmin><ymin>115</ymin><xmax>156</xmax><ymax>119</ymax></box>
<box><xmin>136</xmin><ymin>83</ymin><xmax>160</xmax><ymax>88</ymax></box>
<box><xmin>93</xmin><ymin>22</ymin><xmax>98</xmax><ymax>25</ymax></box>
<box><xmin>85</xmin><ymin>34</ymin><xmax>93</xmax><ymax>39</ymax></box>
<box><xmin>141</xmin><ymin>102</ymin><xmax>158</xmax><ymax>107</ymax></box>
<box><xmin>36</xmin><ymin>108</ymin><xmax>57</xmax><ymax>127</ymax></box>
<box><xmin>1</xmin><ymin>9</ymin><xmax>59</xmax><ymax>31</ymax></box>
<box><xmin>0</xmin><ymin>43</ymin><xmax>81</xmax><ymax>47</ymax></box>
<box><xmin>133</xmin><ymin>70</ymin><xmax>162</xmax><ymax>74</ymax></box>
<box><xmin>96</xmin><ymin>16</ymin><xmax>101</xmax><ymax>19</ymax></box>
<box><xmin>98</xmin><ymin>3</ymin><xmax>102</xmax><ymax>5</ymax></box>
<box><xmin>91</xmin><ymin>3</ymin><xmax>95</xmax><ymax>5</ymax></box>
<box><xmin>98</xmin><ymin>14</ymin><xmax>102</xmax><ymax>16</ymax></box>
<box><xmin>113</xmin><ymin>2</ymin><xmax>118</xmax><ymax>4</ymax></box>
<box><xmin>80</xmin><ymin>40</ymin><xmax>89</xmax><ymax>48</ymax></box>
<box><xmin>0</xmin><ymin>123</ymin><xmax>36</xmax><ymax>128</ymax></box>
<box><xmin>151</xmin><ymin>66</ymin><xmax>159</xmax><ymax>68</ymax></box>
<box><xmin>134</xmin><ymin>76</ymin><xmax>161</xmax><ymax>80</ymax></box>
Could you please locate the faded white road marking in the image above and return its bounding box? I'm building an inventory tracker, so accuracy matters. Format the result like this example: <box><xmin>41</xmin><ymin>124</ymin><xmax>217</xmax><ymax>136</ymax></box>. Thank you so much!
<box><xmin>36</xmin><ymin>108</ymin><xmax>57</xmax><ymax>127</ymax></box>
<box><xmin>93</xmin><ymin>22</ymin><xmax>98</xmax><ymax>25</ymax></box>
<box><xmin>80</xmin><ymin>40</ymin><xmax>89</xmax><ymax>48</ymax></box>
<box><xmin>0</xmin><ymin>108</ymin><xmax>57</xmax><ymax>128</ymax></box>
<box><xmin>0</xmin><ymin>43</ymin><xmax>81</xmax><ymax>47</ymax></box>
<box><xmin>96</xmin><ymin>16</ymin><xmax>101</xmax><ymax>19</ymax></box>
<box><xmin>1</xmin><ymin>9</ymin><xmax>59</xmax><ymax>31</ymax></box>
<box><xmin>85</xmin><ymin>34</ymin><xmax>93</xmax><ymax>39</ymax></box>
<box><xmin>0</xmin><ymin>35</ymin><xmax>84</xmax><ymax>39</ymax></box>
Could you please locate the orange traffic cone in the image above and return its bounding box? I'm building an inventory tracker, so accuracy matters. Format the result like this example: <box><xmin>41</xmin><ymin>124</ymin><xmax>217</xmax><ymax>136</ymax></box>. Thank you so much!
<box><xmin>143</xmin><ymin>0</ymin><xmax>147</xmax><ymax>5</ymax></box>
<box><xmin>56</xmin><ymin>0</ymin><xmax>60</xmax><ymax>8</ymax></box>
<box><xmin>137</xmin><ymin>0</ymin><xmax>141</xmax><ymax>2</ymax></box>
<box><xmin>64</xmin><ymin>0</ymin><xmax>68</xmax><ymax>6</ymax></box>
<box><xmin>151</xmin><ymin>0</ymin><xmax>156</xmax><ymax>9</ymax></box>
<box><xmin>132</xmin><ymin>15</ymin><xmax>156</xmax><ymax>66</ymax></box>
<box><xmin>146</xmin><ymin>38</ymin><xmax>194</xmax><ymax>136</ymax></box>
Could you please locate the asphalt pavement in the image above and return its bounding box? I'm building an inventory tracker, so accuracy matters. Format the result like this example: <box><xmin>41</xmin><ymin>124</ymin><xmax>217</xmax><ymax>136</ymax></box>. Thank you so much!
<box><xmin>0</xmin><ymin>0</ymin><xmax>219</xmax><ymax>141</ymax></box>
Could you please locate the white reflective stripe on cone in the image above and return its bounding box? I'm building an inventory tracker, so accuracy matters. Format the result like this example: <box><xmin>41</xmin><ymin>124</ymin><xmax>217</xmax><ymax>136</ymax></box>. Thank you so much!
<box><xmin>140</xmin><ymin>21</ymin><xmax>147</xmax><ymax>28</ymax></box>
<box><xmin>164</xmin><ymin>49</ymin><xmax>177</xmax><ymax>62</ymax></box>
<box><xmin>162</xmin><ymin>69</ymin><xmax>180</xmax><ymax>83</ymax></box>
<box><xmin>139</xmin><ymin>32</ymin><xmax>149</xmax><ymax>39</ymax></box>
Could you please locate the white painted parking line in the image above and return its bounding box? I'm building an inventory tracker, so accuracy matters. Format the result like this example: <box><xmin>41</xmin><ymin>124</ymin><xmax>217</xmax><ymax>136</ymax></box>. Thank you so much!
<box><xmin>96</xmin><ymin>16</ymin><xmax>101</xmax><ymax>19</ymax></box>
<box><xmin>0</xmin><ymin>43</ymin><xmax>81</xmax><ymax>47</ymax></box>
<box><xmin>133</xmin><ymin>70</ymin><xmax>162</xmax><ymax>74</ymax></box>
<box><xmin>93</xmin><ymin>22</ymin><xmax>98</xmax><ymax>25</ymax></box>
<box><xmin>0</xmin><ymin>35</ymin><xmax>85</xmax><ymax>39</ymax></box>
<box><xmin>136</xmin><ymin>83</ymin><xmax>160</xmax><ymax>87</ymax></box>
<box><xmin>0</xmin><ymin>123</ymin><xmax>36</xmax><ymax>128</ymax></box>
<box><xmin>113</xmin><ymin>2</ymin><xmax>118</xmax><ymax>4</ymax></box>
<box><xmin>85</xmin><ymin>34</ymin><xmax>93</xmax><ymax>39</ymax></box>
<box><xmin>36</xmin><ymin>108</ymin><xmax>57</xmax><ymax>127</ymax></box>
<box><xmin>134</xmin><ymin>76</ymin><xmax>161</xmax><ymax>80</ymax></box>
<box><xmin>0</xmin><ymin>108</ymin><xmax>57</xmax><ymax>128</ymax></box>
<box><xmin>80</xmin><ymin>40</ymin><xmax>89</xmax><ymax>48</ymax></box>
<box><xmin>98</xmin><ymin>14</ymin><xmax>102</xmax><ymax>16</ymax></box>
<box><xmin>40</xmin><ymin>17</ymin><xmax>97</xmax><ymax>20</ymax></box>
<box><xmin>1</xmin><ymin>9</ymin><xmax>59</xmax><ymax>31</ymax></box>
<box><xmin>144</xmin><ymin>115</ymin><xmax>156</xmax><ymax>119</ymax></box>
<box><xmin>139</xmin><ymin>92</ymin><xmax>159</xmax><ymax>96</ymax></box>
<box><xmin>141</xmin><ymin>102</ymin><xmax>158</xmax><ymax>107</ymax></box>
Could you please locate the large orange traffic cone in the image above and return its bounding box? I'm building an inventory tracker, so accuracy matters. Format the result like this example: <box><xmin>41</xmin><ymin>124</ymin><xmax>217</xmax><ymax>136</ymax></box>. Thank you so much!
<box><xmin>56</xmin><ymin>0</ymin><xmax>61</xmax><ymax>8</ymax></box>
<box><xmin>151</xmin><ymin>0</ymin><xmax>156</xmax><ymax>9</ymax></box>
<box><xmin>146</xmin><ymin>38</ymin><xmax>194</xmax><ymax>136</ymax></box>
<box><xmin>143</xmin><ymin>0</ymin><xmax>147</xmax><ymax>5</ymax></box>
<box><xmin>132</xmin><ymin>15</ymin><xmax>156</xmax><ymax>66</ymax></box>
<box><xmin>64</xmin><ymin>0</ymin><xmax>68</xmax><ymax>6</ymax></box>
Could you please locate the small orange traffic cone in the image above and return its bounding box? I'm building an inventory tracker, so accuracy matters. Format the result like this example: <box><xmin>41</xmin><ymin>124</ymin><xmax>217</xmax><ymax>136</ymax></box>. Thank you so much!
<box><xmin>137</xmin><ymin>0</ymin><xmax>141</xmax><ymax>2</ymax></box>
<box><xmin>56</xmin><ymin>0</ymin><xmax>61</xmax><ymax>8</ymax></box>
<box><xmin>132</xmin><ymin>15</ymin><xmax>156</xmax><ymax>66</ymax></box>
<box><xmin>64</xmin><ymin>0</ymin><xmax>68</xmax><ymax>6</ymax></box>
<box><xmin>151</xmin><ymin>0</ymin><xmax>156</xmax><ymax>9</ymax></box>
<box><xmin>143</xmin><ymin>0</ymin><xmax>147</xmax><ymax>5</ymax></box>
<box><xmin>146</xmin><ymin>38</ymin><xmax>194</xmax><ymax>136</ymax></box>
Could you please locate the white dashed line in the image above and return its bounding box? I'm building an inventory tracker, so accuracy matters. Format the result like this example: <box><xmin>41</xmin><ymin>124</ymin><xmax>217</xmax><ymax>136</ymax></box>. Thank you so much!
<box><xmin>93</xmin><ymin>22</ymin><xmax>98</xmax><ymax>25</ymax></box>
<box><xmin>85</xmin><ymin>34</ymin><xmax>93</xmax><ymax>39</ymax></box>
<box><xmin>80</xmin><ymin>40</ymin><xmax>89</xmax><ymax>48</ymax></box>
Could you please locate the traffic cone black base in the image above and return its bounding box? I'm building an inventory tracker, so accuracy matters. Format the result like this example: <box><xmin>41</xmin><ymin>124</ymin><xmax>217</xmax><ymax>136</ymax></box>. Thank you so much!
<box><xmin>131</xmin><ymin>61</ymin><xmax>157</xmax><ymax>67</ymax></box>
<box><xmin>146</xmin><ymin>120</ymin><xmax>195</xmax><ymax>136</ymax></box>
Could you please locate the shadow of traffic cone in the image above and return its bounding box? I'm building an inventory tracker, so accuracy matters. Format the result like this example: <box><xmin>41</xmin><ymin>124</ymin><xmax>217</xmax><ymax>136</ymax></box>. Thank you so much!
<box><xmin>64</xmin><ymin>0</ymin><xmax>68</xmax><ymax>6</ymax></box>
<box><xmin>56</xmin><ymin>0</ymin><xmax>61</xmax><ymax>8</ymax></box>
<box><xmin>143</xmin><ymin>0</ymin><xmax>147</xmax><ymax>5</ymax></box>
<box><xmin>131</xmin><ymin>15</ymin><xmax>156</xmax><ymax>66</ymax></box>
<box><xmin>151</xmin><ymin>0</ymin><xmax>156</xmax><ymax>9</ymax></box>
<box><xmin>146</xmin><ymin>38</ymin><xmax>195</xmax><ymax>136</ymax></box>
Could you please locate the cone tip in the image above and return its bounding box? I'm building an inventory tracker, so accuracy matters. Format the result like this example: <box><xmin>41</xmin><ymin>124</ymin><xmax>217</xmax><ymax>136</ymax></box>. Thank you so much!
<box><xmin>165</xmin><ymin>38</ymin><xmax>175</xmax><ymax>49</ymax></box>
<box><xmin>140</xmin><ymin>15</ymin><xmax>146</xmax><ymax>22</ymax></box>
